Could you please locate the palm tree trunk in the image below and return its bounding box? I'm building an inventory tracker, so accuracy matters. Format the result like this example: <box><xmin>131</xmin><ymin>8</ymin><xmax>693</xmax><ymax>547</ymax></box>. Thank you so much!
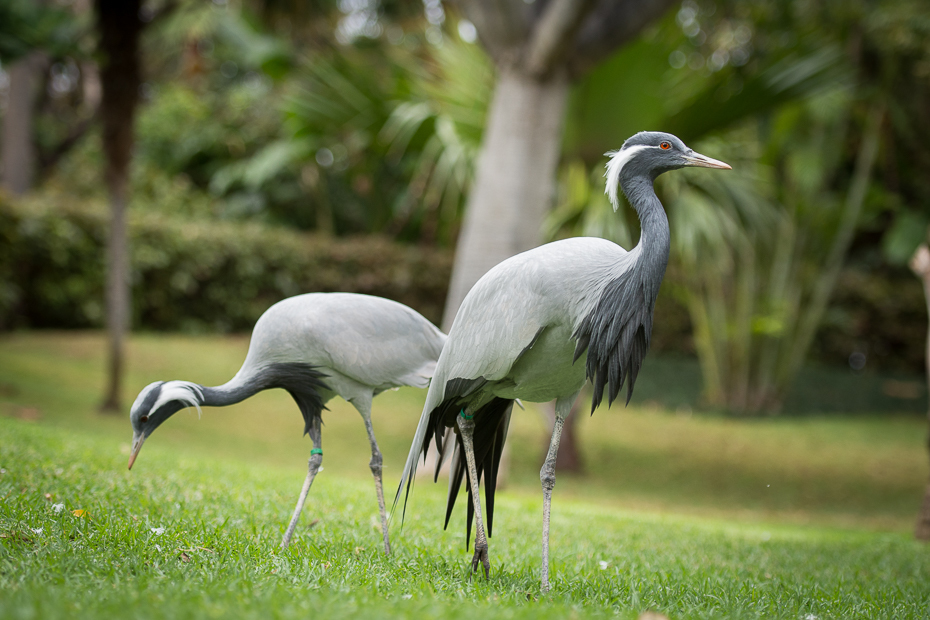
<box><xmin>101</xmin><ymin>174</ymin><xmax>130</xmax><ymax>412</ymax></box>
<box><xmin>96</xmin><ymin>0</ymin><xmax>142</xmax><ymax>413</ymax></box>
<box><xmin>441</xmin><ymin>70</ymin><xmax>569</xmax><ymax>330</ymax></box>
<box><xmin>0</xmin><ymin>52</ymin><xmax>46</xmax><ymax>194</ymax></box>
<box><xmin>909</xmin><ymin>243</ymin><xmax>930</xmax><ymax>541</ymax></box>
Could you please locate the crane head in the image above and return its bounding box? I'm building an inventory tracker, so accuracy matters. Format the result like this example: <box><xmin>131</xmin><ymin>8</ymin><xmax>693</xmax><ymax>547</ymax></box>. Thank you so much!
<box><xmin>127</xmin><ymin>381</ymin><xmax>203</xmax><ymax>470</ymax></box>
<box><xmin>604</xmin><ymin>131</ymin><xmax>731</xmax><ymax>210</ymax></box>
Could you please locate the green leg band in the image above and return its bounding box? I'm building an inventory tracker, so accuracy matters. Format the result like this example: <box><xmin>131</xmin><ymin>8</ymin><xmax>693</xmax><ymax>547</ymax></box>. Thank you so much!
<box><xmin>310</xmin><ymin>448</ymin><xmax>323</xmax><ymax>456</ymax></box>
<box><xmin>459</xmin><ymin>409</ymin><xmax>474</xmax><ymax>420</ymax></box>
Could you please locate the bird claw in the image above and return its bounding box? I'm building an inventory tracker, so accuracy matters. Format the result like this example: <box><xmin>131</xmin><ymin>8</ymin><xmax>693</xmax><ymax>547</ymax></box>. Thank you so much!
<box><xmin>470</xmin><ymin>542</ymin><xmax>490</xmax><ymax>579</ymax></box>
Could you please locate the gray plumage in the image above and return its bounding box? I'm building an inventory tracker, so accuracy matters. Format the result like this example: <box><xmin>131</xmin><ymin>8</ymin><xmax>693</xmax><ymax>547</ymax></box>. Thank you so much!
<box><xmin>128</xmin><ymin>292</ymin><xmax>446</xmax><ymax>552</ymax></box>
<box><xmin>395</xmin><ymin>131</ymin><xmax>730</xmax><ymax>590</ymax></box>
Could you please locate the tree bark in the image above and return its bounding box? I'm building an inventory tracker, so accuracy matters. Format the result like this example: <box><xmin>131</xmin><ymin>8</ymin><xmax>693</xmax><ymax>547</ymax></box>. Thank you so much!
<box><xmin>96</xmin><ymin>0</ymin><xmax>142</xmax><ymax>413</ymax></box>
<box><xmin>102</xmin><ymin>175</ymin><xmax>130</xmax><ymax>412</ymax></box>
<box><xmin>0</xmin><ymin>52</ymin><xmax>46</xmax><ymax>194</ymax></box>
<box><xmin>442</xmin><ymin>70</ymin><xmax>569</xmax><ymax>329</ymax></box>
<box><xmin>909</xmin><ymin>243</ymin><xmax>930</xmax><ymax>541</ymax></box>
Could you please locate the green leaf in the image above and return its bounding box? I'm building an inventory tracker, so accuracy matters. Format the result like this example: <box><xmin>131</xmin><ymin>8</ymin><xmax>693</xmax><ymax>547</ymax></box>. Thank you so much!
<box><xmin>882</xmin><ymin>210</ymin><xmax>930</xmax><ymax>265</ymax></box>
<box><xmin>664</xmin><ymin>46</ymin><xmax>853</xmax><ymax>142</ymax></box>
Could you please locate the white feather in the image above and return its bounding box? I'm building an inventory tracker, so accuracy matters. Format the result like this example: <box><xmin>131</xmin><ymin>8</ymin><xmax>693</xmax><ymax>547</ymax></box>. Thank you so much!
<box><xmin>604</xmin><ymin>145</ymin><xmax>649</xmax><ymax>211</ymax></box>
<box><xmin>152</xmin><ymin>381</ymin><xmax>204</xmax><ymax>418</ymax></box>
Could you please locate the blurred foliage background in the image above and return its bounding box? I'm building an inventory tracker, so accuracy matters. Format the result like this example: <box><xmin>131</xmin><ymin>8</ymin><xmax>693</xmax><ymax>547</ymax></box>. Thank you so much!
<box><xmin>1</xmin><ymin>0</ymin><xmax>929</xmax><ymax>414</ymax></box>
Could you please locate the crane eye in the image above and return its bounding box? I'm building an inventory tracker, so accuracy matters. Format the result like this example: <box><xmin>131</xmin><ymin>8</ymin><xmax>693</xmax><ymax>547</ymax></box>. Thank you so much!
<box><xmin>140</xmin><ymin>415</ymin><xmax>149</xmax><ymax>424</ymax></box>
<box><xmin>659</xmin><ymin>141</ymin><xmax>671</xmax><ymax>150</ymax></box>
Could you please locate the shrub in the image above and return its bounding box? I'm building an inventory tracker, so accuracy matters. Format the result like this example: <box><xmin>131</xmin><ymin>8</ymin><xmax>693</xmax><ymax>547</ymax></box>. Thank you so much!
<box><xmin>0</xmin><ymin>196</ymin><xmax>452</xmax><ymax>332</ymax></box>
<box><xmin>1</xmin><ymin>193</ymin><xmax>924</xmax><ymax>378</ymax></box>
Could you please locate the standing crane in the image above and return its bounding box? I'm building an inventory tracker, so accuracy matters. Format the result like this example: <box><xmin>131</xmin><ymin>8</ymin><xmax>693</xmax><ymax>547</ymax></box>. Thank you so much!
<box><xmin>395</xmin><ymin>132</ymin><xmax>730</xmax><ymax>591</ymax></box>
<box><xmin>128</xmin><ymin>292</ymin><xmax>446</xmax><ymax>553</ymax></box>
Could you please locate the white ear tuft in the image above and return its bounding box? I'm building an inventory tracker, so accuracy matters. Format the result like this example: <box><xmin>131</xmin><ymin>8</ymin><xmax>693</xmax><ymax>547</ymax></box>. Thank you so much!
<box><xmin>153</xmin><ymin>381</ymin><xmax>204</xmax><ymax>418</ymax></box>
<box><xmin>604</xmin><ymin>145</ymin><xmax>649</xmax><ymax>211</ymax></box>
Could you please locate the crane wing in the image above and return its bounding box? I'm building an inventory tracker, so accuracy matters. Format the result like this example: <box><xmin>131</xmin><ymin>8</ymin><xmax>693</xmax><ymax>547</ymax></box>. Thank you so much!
<box><xmin>249</xmin><ymin>293</ymin><xmax>445</xmax><ymax>391</ymax></box>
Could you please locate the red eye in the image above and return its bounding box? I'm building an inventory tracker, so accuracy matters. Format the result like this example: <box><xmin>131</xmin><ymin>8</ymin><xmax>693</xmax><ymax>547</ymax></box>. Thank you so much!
<box><xmin>140</xmin><ymin>415</ymin><xmax>149</xmax><ymax>423</ymax></box>
<box><xmin>659</xmin><ymin>141</ymin><xmax>671</xmax><ymax>150</ymax></box>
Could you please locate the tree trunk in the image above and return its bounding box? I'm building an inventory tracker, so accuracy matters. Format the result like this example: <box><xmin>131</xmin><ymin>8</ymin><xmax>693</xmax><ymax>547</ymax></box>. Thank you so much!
<box><xmin>0</xmin><ymin>52</ymin><xmax>46</xmax><ymax>194</ymax></box>
<box><xmin>441</xmin><ymin>70</ymin><xmax>569</xmax><ymax>330</ymax></box>
<box><xmin>101</xmin><ymin>175</ymin><xmax>130</xmax><ymax>412</ymax></box>
<box><xmin>909</xmin><ymin>243</ymin><xmax>930</xmax><ymax>541</ymax></box>
<box><xmin>96</xmin><ymin>0</ymin><xmax>142</xmax><ymax>413</ymax></box>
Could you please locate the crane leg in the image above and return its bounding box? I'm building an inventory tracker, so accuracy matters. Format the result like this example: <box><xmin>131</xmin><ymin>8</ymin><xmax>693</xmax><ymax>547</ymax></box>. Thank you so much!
<box><xmin>457</xmin><ymin>411</ymin><xmax>491</xmax><ymax>579</ymax></box>
<box><xmin>281</xmin><ymin>420</ymin><xmax>323</xmax><ymax>549</ymax></box>
<box><xmin>540</xmin><ymin>391</ymin><xmax>580</xmax><ymax>592</ymax></box>
<box><xmin>353</xmin><ymin>396</ymin><xmax>391</xmax><ymax>555</ymax></box>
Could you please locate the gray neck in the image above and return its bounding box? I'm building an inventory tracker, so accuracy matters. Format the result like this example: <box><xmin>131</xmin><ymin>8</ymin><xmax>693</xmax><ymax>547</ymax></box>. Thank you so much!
<box><xmin>620</xmin><ymin>173</ymin><xmax>670</xmax><ymax>298</ymax></box>
<box><xmin>200</xmin><ymin>380</ymin><xmax>261</xmax><ymax>408</ymax></box>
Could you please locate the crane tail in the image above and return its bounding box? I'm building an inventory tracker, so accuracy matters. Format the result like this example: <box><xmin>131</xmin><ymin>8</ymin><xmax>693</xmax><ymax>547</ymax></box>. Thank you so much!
<box><xmin>484</xmin><ymin>402</ymin><xmax>512</xmax><ymax>538</ymax></box>
<box><xmin>444</xmin><ymin>443</ymin><xmax>464</xmax><ymax>530</ymax></box>
<box><xmin>393</xmin><ymin>395</ymin><xmax>442</xmax><ymax>524</ymax></box>
<box><xmin>434</xmin><ymin>427</ymin><xmax>454</xmax><ymax>482</ymax></box>
<box><xmin>439</xmin><ymin>397</ymin><xmax>514</xmax><ymax>547</ymax></box>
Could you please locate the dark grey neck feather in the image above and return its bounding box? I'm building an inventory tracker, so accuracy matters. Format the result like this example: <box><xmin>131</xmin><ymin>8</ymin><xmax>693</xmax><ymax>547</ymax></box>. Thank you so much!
<box><xmin>202</xmin><ymin>363</ymin><xmax>330</xmax><ymax>435</ymax></box>
<box><xmin>621</xmin><ymin>174</ymin><xmax>670</xmax><ymax>291</ymax></box>
<box><xmin>200</xmin><ymin>382</ymin><xmax>261</xmax><ymax>408</ymax></box>
<box><xmin>572</xmin><ymin>171</ymin><xmax>671</xmax><ymax>411</ymax></box>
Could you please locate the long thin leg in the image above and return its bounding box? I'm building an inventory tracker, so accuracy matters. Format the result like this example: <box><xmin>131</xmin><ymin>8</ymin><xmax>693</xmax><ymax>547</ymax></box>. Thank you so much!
<box><xmin>540</xmin><ymin>391</ymin><xmax>580</xmax><ymax>592</ymax></box>
<box><xmin>457</xmin><ymin>410</ymin><xmax>490</xmax><ymax>578</ymax></box>
<box><xmin>352</xmin><ymin>394</ymin><xmax>391</xmax><ymax>555</ymax></box>
<box><xmin>281</xmin><ymin>419</ymin><xmax>323</xmax><ymax>549</ymax></box>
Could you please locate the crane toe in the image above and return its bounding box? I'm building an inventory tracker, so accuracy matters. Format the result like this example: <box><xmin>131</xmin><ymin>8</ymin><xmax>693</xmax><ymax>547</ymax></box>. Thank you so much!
<box><xmin>470</xmin><ymin>541</ymin><xmax>490</xmax><ymax>579</ymax></box>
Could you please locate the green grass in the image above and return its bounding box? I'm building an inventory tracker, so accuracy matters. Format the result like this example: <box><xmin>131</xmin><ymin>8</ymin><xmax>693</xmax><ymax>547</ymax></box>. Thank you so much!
<box><xmin>0</xmin><ymin>331</ymin><xmax>925</xmax><ymax>530</ymax></box>
<box><xmin>3</xmin><ymin>419</ymin><xmax>929</xmax><ymax>619</ymax></box>
<box><xmin>2</xmin><ymin>331</ymin><xmax>930</xmax><ymax>618</ymax></box>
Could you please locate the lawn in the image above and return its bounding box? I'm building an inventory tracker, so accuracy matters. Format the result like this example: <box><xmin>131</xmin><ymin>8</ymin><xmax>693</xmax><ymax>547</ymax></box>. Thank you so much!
<box><xmin>1</xmin><ymin>331</ymin><xmax>929</xmax><ymax>618</ymax></box>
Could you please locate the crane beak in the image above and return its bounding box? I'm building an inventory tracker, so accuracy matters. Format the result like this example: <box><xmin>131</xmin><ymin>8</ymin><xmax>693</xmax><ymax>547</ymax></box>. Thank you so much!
<box><xmin>683</xmin><ymin>151</ymin><xmax>732</xmax><ymax>170</ymax></box>
<box><xmin>128</xmin><ymin>433</ymin><xmax>146</xmax><ymax>470</ymax></box>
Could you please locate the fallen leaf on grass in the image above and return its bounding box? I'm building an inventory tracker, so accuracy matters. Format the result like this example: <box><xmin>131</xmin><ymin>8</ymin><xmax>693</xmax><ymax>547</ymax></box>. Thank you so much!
<box><xmin>186</xmin><ymin>546</ymin><xmax>214</xmax><ymax>554</ymax></box>
<box><xmin>71</xmin><ymin>509</ymin><xmax>87</xmax><ymax>518</ymax></box>
<box><xmin>44</xmin><ymin>493</ymin><xmax>52</xmax><ymax>501</ymax></box>
<box><xmin>179</xmin><ymin>552</ymin><xmax>191</xmax><ymax>563</ymax></box>
<box><xmin>308</xmin><ymin>519</ymin><xmax>320</xmax><ymax>529</ymax></box>
<box><xmin>354</xmin><ymin>546</ymin><xmax>365</xmax><ymax>555</ymax></box>
<box><xmin>638</xmin><ymin>612</ymin><xmax>670</xmax><ymax>620</ymax></box>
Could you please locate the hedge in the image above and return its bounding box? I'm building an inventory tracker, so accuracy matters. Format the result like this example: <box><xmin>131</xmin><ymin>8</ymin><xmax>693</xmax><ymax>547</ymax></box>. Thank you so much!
<box><xmin>1</xmin><ymin>195</ymin><xmax>925</xmax><ymax>376</ymax></box>
<box><xmin>0</xmin><ymin>197</ymin><xmax>452</xmax><ymax>332</ymax></box>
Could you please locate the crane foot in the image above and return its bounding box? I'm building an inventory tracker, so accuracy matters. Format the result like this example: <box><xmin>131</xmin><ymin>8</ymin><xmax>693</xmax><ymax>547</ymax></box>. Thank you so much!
<box><xmin>470</xmin><ymin>541</ymin><xmax>490</xmax><ymax>579</ymax></box>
